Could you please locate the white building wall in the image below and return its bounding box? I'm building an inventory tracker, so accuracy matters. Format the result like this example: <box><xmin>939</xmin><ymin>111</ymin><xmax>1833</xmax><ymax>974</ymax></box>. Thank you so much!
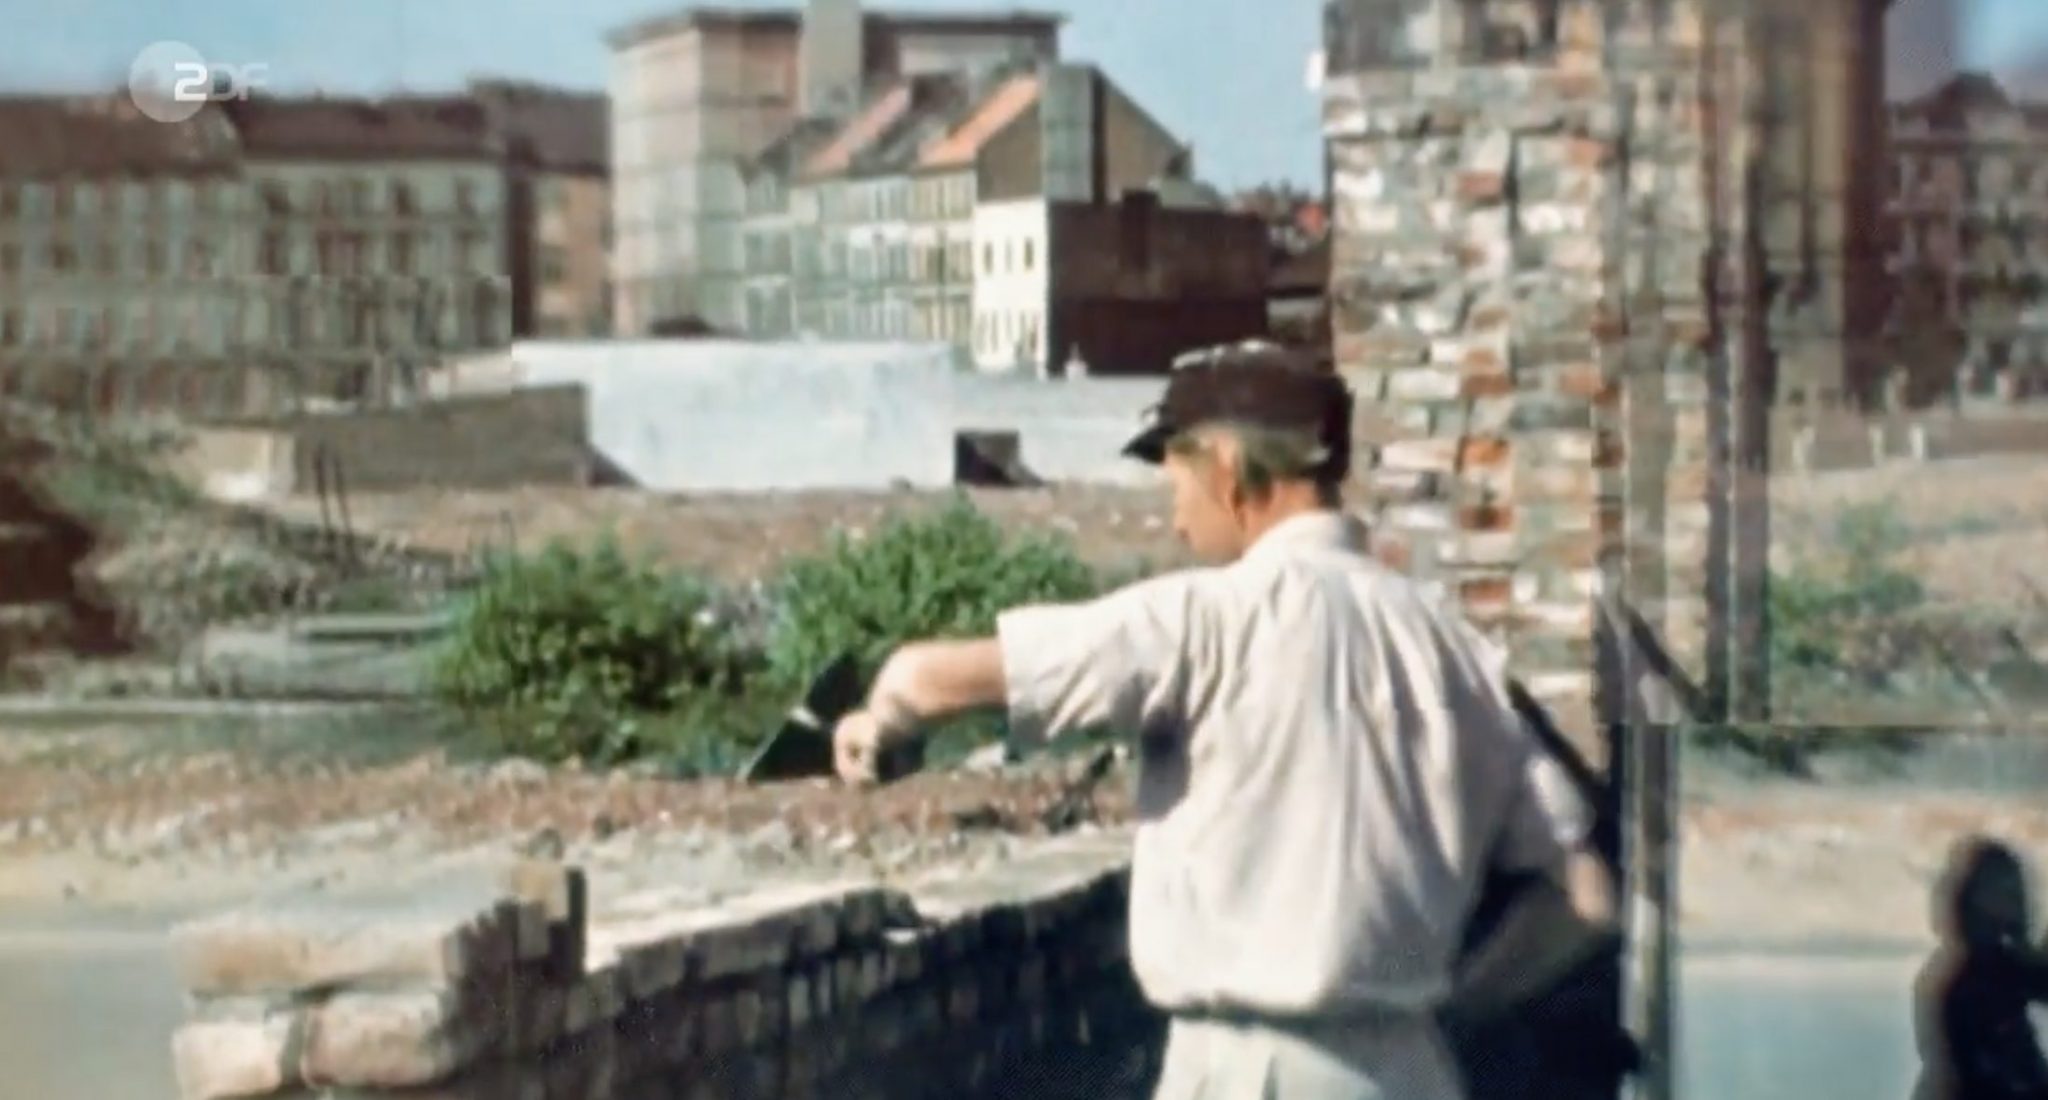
<box><xmin>970</xmin><ymin>199</ymin><xmax>1051</xmax><ymax>375</ymax></box>
<box><xmin>459</xmin><ymin>339</ymin><xmax>1165</xmax><ymax>491</ymax></box>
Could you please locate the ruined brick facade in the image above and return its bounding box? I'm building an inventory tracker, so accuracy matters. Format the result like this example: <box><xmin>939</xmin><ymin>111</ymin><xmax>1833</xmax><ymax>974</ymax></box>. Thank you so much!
<box><xmin>1325</xmin><ymin>0</ymin><xmax>1893</xmax><ymax>755</ymax></box>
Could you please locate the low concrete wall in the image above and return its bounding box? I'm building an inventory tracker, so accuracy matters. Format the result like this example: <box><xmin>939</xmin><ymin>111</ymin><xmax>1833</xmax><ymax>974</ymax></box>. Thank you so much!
<box><xmin>1773</xmin><ymin>409</ymin><xmax>2048</xmax><ymax>473</ymax></box>
<box><xmin>218</xmin><ymin>386</ymin><xmax>594</xmax><ymax>495</ymax></box>
<box><xmin>166</xmin><ymin>834</ymin><xmax>1159</xmax><ymax>1100</ymax></box>
<box><xmin>446</xmin><ymin>341</ymin><xmax>1168</xmax><ymax>492</ymax></box>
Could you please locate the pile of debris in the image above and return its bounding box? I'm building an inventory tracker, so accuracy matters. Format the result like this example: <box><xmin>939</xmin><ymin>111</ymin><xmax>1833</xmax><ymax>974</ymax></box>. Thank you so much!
<box><xmin>0</xmin><ymin>400</ymin><xmax>471</xmax><ymax>688</ymax></box>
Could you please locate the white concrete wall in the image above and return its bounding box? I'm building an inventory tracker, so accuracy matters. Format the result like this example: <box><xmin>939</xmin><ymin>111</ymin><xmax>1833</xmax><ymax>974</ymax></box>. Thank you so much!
<box><xmin>478</xmin><ymin>339</ymin><xmax>1164</xmax><ymax>491</ymax></box>
<box><xmin>971</xmin><ymin>199</ymin><xmax>1052</xmax><ymax>374</ymax></box>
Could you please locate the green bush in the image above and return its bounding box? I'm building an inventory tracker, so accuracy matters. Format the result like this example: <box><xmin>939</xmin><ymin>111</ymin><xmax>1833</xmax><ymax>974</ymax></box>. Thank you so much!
<box><xmin>430</xmin><ymin>536</ymin><xmax>765</xmax><ymax>765</ymax></box>
<box><xmin>765</xmin><ymin>499</ymin><xmax>1103</xmax><ymax>763</ymax></box>
<box><xmin>765</xmin><ymin>498</ymin><xmax>1101</xmax><ymax>684</ymax></box>
<box><xmin>1728</xmin><ymin>500</ymin><xmax>1987</xmax><ymax>772</ymax></box>
<box><xmin>1768</xmin><ymin>502</ymin><xmax>1956</xmax><ymax>699</ymax></box>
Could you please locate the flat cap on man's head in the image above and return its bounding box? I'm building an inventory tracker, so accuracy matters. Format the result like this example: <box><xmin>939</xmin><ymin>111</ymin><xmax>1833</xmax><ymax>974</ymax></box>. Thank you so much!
<box><xmin>1122</xmin><ymin>341</ymin><xmax>1355</xmax><ymax>479</ymax></box>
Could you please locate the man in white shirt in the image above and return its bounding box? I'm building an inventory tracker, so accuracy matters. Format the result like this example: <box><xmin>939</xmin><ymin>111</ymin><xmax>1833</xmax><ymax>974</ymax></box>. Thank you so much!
<box><xmin>833</xmin><ymin>344</ymin><xmax>1617</xmax><ymax>1098</ymax></box>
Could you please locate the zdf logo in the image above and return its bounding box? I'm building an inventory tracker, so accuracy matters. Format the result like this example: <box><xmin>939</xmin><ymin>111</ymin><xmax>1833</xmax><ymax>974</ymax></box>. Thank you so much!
<box><xmin>128</xmin><ymin>40</ymin><xmax>269</xmax><ymax>123</ymax></box>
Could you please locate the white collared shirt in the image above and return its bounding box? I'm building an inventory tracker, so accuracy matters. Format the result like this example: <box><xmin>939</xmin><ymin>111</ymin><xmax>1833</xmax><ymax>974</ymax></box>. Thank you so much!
<box><xmin>996</xmin><ymin>510</ymin><xmax>1590</xmax><ymax>1017</ymax></box>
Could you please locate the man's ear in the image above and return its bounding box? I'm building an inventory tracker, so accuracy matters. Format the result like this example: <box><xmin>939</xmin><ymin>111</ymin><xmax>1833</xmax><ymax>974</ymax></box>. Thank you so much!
<box><xmin>1202</xmin><ymin>432</ymin><xmax>1246</xmax><ymax>505</ymax></box>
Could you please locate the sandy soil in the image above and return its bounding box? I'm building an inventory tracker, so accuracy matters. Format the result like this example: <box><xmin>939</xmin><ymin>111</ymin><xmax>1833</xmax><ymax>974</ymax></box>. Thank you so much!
<box><xmin>0</xmin><ymin>711</ymin><xmax>1130</xmax><ymax>915</ymax></box>
<box><xmin>4</xmin><ymin>712</ymin><xmax>2045</xmax><ymax>952</ymax></box>
<box><xmin>258</xmin><ymin>457</ymin><xmax>2048</xmax><ymax>621</ymax></box>
<box><xmin>263</xmin><ymin>483</ymin><xmax>1195</xmax><ymax>585</ymax></box>
<box><xmin>1770</xmin><ymin>455</ymin><xmax>2048</xmax><ymax>616</ymax></box>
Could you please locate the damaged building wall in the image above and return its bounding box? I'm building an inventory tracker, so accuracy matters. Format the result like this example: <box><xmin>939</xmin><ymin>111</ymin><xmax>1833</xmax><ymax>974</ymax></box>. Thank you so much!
<box><xmin>1324</xmin><ymin>0</ymin><xmax>1891</xmax><ymax>752</ymax></box>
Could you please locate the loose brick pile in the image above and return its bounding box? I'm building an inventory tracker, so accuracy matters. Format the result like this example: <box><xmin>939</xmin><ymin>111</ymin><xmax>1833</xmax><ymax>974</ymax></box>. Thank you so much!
<box><xmin>167</xmin><ymin>832</ymin><xmax>1159</xmax><ymax>1100</ymax></box>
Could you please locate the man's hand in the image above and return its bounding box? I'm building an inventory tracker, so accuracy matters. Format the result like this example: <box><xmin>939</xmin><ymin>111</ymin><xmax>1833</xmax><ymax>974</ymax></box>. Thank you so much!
<box><xmin>833</xmin><ymin>708</ymin><xmax>887</xmax><ymax>786</ymax></box>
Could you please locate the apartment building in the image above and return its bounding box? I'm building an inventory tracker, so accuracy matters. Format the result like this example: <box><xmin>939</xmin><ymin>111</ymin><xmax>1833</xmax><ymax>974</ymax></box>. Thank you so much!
<box><xmin>606</xmin><ymin>0</ymin><xmax>1063</xmax><ymax>336</ymax></box>
<box><xmin>0</xmin><ymin>95</ymin><xmax>255</xmax><ymax>412</ymax></box>
<box><xmin>471</xmin><ymin>80</ymin><xmax>612</xmax><ymax>339</ymax></box>
<box><xmin>222</xmin><ymin>97</ymin><xmax>513</xmax><ymax>406</ymax></box>
<box><xmin>736</xmin><ymin>59</ymin><xmax>1258</xmax><ymax>374</ymax></box>
<box><xmin>1888</xmin><ymin>72</ymin><xmax>2048</xmax><ymax>399</ymax></box>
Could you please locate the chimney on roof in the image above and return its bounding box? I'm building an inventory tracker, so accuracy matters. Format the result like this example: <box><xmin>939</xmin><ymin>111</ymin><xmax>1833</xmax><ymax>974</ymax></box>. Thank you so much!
<box><xmin>801</xmin><ymin>0</ymin><xmax>863</xmax><ymax>119</ymax></box>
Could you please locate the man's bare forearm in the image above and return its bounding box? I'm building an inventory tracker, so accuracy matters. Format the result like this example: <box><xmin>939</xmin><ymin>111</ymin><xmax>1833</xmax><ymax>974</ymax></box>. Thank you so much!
<box><xmin>865</xmin><ymin>638</ymin><xmax>1006</xmax><ymax>741</ymax></box>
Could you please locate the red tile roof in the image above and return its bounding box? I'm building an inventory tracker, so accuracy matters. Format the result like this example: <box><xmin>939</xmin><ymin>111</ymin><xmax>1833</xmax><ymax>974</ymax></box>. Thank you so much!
<box><xmin>802</xmin><ymin>82</ymin><xmax>917</xmax><ymax>178</ymax></box>
<box><xmin>917</xmin><ymin>74</ymin><xmax>1039</xmax><ymax>170</ymax></box>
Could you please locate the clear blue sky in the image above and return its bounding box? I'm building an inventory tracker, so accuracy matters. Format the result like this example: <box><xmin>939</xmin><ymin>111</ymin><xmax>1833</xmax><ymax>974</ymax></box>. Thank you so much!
<box><xmin>3</xmin><ymin>0</ymin><xmax>2046</xmax><ymax>190</ymax></box>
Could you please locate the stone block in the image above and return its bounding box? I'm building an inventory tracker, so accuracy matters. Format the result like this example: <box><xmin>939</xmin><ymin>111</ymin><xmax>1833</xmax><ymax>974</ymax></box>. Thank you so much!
<box><xmin>1387</xmin><ymin>367</ymin><xmax>1463</xmax><ymax>402</ymax></box>
<box><xmin>1456</xmin><ymin>437</ymin><xmax>1511</xmax><ymax>469</ymax></box>
<box><xmin>678</xmin><ymin>881</ymin><xmax>894</xmax><ymax>981</ymax></box>
<box><xmin>299</xmin><ymin>989</ymin><xmax>486</xmax><ymax>1088</ymax></box>
<box><xmin>508</xmin><ymin>981</ymin><xmax>566</xmax><ymax>1055</ymax></box>
<box><xmin>171</xmin><ymin>892</ymin><xmax>520</xmax><ymax>998</ymax></box>
<box><xmin>731</xmin><ymin>983</ymin><xmax>770</xmax><ymax>1047</ymax></box>
<box><xmin>1439</xmin><ymin>532</ymin><xmax>1520</xmax><ymax>568</ymax></box>
<box><xmin>1380</xmin><ymin>439</ymin><xmax>1456</xmax><ymax>474</ymax></box>
<box><xmin>171</xmin><ymin>1013</ymin><xmax>300</xmax><ymax>1100</ymax></box>
<box><xmin>697</xmin><ymin>993</ymin><xmax>739</xmax><ymax>1058</ymax></box>
<box><xmin>503</xmin><ymin>860</ymin><xmax>587</xmax><ymax>981</ymax></box>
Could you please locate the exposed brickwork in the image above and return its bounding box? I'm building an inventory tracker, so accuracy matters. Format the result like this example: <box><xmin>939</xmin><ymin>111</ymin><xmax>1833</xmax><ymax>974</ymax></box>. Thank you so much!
<box><xmin>165</xmin><ymin>837</ymin><xmax>1159</xmax><ymax>1100</ymax></box>
<box><xmin>1318</xmin><ymin>0</ymin><xmax>1880</xmax><ymax>758</ymax></box>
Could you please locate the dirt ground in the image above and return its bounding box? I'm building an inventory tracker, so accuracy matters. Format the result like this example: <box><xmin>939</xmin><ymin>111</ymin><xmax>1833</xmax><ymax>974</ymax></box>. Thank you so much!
<box><xmin>1769</xmin><ymin>455</ymin><xmax>2048</xmax><ymax>614</ymax></box>
<box><xmin>0</xmin><ymin>710</ymin><xmax>1132</xmax><ymax>914</ymax></box>
<box><xmin>257</xmin><ymin>456</ymin><xmax>2048</xmax><ymax>617</ymax></box>
<box><xmin>4</xmin><ymin>711</ymin><xmax>2046</xmax><ymax>952</ymax></box>
<box><xmin>264</xmin><ymin>483</ymin><xmax>1195</xmax><ymax>585</ymax></box>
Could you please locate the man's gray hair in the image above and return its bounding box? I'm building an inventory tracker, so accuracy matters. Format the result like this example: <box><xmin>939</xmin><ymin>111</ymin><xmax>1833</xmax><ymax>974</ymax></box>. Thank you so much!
<box><xmin>1166</xmin><ymin>420</ymin><xmax>1341</xmax><ymax>499</ymax></box>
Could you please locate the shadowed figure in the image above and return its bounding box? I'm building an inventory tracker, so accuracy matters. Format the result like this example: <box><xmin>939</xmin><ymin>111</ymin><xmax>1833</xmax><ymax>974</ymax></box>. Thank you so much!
<box><xmin>1912</xmin><ymin>836</ymin><xmax>2048</xmax><ymax>1100</ymax></box>
<box><xmin>1442</xmin><ymin>680</ymin><xmax>1640</xmax><ymax>1100</ymax></box>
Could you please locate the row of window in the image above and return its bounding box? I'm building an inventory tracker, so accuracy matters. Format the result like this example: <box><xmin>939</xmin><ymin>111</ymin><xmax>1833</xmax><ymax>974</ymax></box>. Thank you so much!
<box><xmin>735</xmin><ymin>233</ymin><xmax>1041</xmax><ymax>282</ymax></box>
<box><xmin>739</xmin><ymin>289</ymin><xmax>1045</xmax><ymax>362</ymax></box>
<box><xmin>254</xmin><ymin>176</ymin><xmax>488</xmax><ymax>218</ymax></box>
<box><xmin>0</xmin><ymin>296</ymin><xmax>506</xmax><ymax>351</ymax></box>
<box><xmin>814</xmin><ymin>174</ymin><xmax>976</xmax><ymax>224</ymax></box>
<box><xmin>0</xmin><ymin>179</ymin><xmax>229</xmax><ymax>219</ymax></box>
<box><xmin>262</xmin><ymin>229</ymin><xmax>496</xmax><ymax>278</ymax></box>
<box><xmin>0</xmin><ymin>231</ymin><xmax>501</xmax><ymax>280</ymax></box>
<box><xmin>0</xmin><ymin>176</ymin><xmax>500</xmax><ymax>221</ymax></box>
<box><xmin>1893</xmin><ymin>155</ymin><xmax>2048</xmax><ymax>201</ymax></box>
<box><xmin>0</xmin><ymin>237</ymin><xmax>217</xmax><ymax>278</ymax></box>
<box><xmin>974</xmin><ymin>308</ymin><xmax>1044</xmax><ymax>362</ymax></box>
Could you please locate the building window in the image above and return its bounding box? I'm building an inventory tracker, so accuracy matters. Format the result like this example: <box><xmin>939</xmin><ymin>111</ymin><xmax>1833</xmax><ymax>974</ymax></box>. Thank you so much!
<box><xmin>392</xmin><ymin>179</ymin><xmax>416</xmax><ymax>215</ymax></box>
<box><xmin>0</xmin><ymin>243</ymin><xmax>16</xmax><ymax>275</ymax></box>
<box><xmin>261</xmin><ymin>230</ymin><xmax>287</xmax><ymax>275</ymax></box>
<box><xmin>349</xmin><ymin>177</ymin><xmax>373</xmax><ymax>214</ymax></box>
<box><xmin>455</xmin><ymin>179</ymin><xmax>478</xmax><ymax>214</ymax></box>
<box><xmin>51</xmin><ymin>182</ymin><xmax>72</xmax><ymax>219</ymax></box>
<box><xmin>0</xmin><ymin>185</ymin><xmax>15</xmax><ymax>220</ymax></box>
<box><xmin>261</xmin><ymin>180</ymin><xmax>291</xmax><ymax>215</ymax></box>
<box><xmin>983</xmin><ymin>244</ymin><xmax>993</xmax><ymax>274</ymax></box>
<box><xmin>1023</xmin><ymin>239</ymin><xmax>1034</xmax><ymax>270</ymax></box>
<box><xmin>540</xmin><ymin>244</ymin><xmax>568</xmax><ymax>284</ymax></box>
